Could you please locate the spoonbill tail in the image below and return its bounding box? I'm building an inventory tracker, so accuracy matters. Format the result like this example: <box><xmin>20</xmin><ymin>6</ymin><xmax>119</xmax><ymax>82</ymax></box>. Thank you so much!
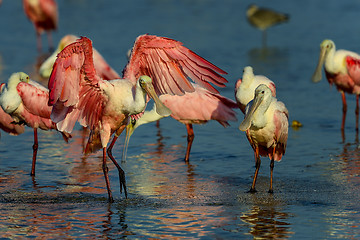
<box><xmin>239</xmin><ymin>84</ymin><xmax>288</xmax><ymax>193</ymax></box>
<box><xmin>246</xmin><ymin>4</ymin><xmax>289</xmax><ymax>47</ymax></box>
<box><xmin>235</xmin><ymin>66</ymin><xmax>276</xmax><ymax>114</ymax></box>
<box><xmin>123</xmin><ymin>83</ymin><xmax>238</xmax><ymax>162</ymax></box>
<box><xmin>312</xmin><ymin>39</ymin><xmax>360</xmax><ymax>133</ymax></box>
<box><xmin>48</xmin><ymin>35</ymin><xmax>228</xmax><ymax>202</ymax></box>
<box><xmin>39</xmin><ymin>34</ymin><xmax>120</xmax><ymax>80</ymax></box>
<box><xmin>23</xmin><ymin>0</ymin><xmax>58</xmax><ymax>52</ymax></box>
<box><xmin>0</xmin><ymin>72</ymin><xmax>71</xmax><ymax>176</ymax></box>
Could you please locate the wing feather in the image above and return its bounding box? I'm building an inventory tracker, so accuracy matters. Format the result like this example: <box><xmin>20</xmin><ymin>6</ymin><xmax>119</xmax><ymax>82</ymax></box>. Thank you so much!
<box><xmin>123</xmin><ymin>34</ymin><xmax>227</xmax><ymax>96</ymax></box>
<box><xmin>48</xmin><ymin>37</ymin><xmax>107</xmax><ymax>133</ymax></box>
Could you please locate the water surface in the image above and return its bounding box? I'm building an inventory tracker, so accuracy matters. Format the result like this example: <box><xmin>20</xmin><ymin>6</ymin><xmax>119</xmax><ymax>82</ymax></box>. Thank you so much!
<box><xmin>1</xmin><ymin>0</ymin><xmax>360</xmax><ymax>239</ymax></box>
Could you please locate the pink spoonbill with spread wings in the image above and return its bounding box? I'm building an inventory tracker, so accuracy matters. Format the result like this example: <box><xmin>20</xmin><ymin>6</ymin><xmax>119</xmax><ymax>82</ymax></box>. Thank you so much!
<box><xmin>0</xmin><ymin>72</ymin><xmax>70</xmax><ymax>176</ymax></box>
<box><xmin>123</xmin><ymin>83</ymin><xmax>238</xmax><ymax>162</ymax></box>
<box><xmin>23</xmin><ymin>0</ymin><xmax>58</xmax><ymax>52</ymax></box>
<box><xmin>312</xmin><ymin>39</ymin><xmax>360</xmax><ymax>134</ymax></box>
<box><xmin>47</xmin><ymin>35</ymin><xmax>229</xmax><ymax>202</ymax></box>
<box><xmin>235</xmin><ymin>66</ymin><xmax>276</xmax><ymax>114</ymax></box>
<box><xmin>239</xmin><ymin>84</ymin><xmax>288</xmax><ymax>193</ymax></box>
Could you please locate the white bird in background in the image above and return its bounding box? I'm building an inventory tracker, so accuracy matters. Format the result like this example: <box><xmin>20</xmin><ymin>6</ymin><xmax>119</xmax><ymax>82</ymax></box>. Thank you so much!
<box><xmin>239</xmin><ymin>84</ymin><xmax>288</xmax><ymax>193</ymax></box>
<box><xmin>235</xmin><ymin>66</ymin><xmax>276</xmax><ymax>114</ymax></box>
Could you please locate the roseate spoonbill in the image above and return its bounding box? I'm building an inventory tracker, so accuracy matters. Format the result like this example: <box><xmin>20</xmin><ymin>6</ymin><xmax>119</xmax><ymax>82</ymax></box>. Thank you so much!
<box><xmin>123</xmin><ymin>83</ymin><xmax>238</xmax><ymax>162</ymax></box>
<box><xmin>0</xmin><ymin>72</ymin><xmax>71</xmax><ymax>176</ymax></box>
<box><xmin>0</xmin><ymin>106</ymin><xmax>25</xmax><ymax>136</ymax></box>
<box><xmin>39</xmin><ymin>34</ymin><xmax>120</xmax><ymax>80</ymax></box>
<box><xmin>23</xmin><ymin>0</ymin><xmax>58</xmax><ymax>52</ymax></box>
<box><xmin>235</xmin><ymin>66</ymin><xmax>276</xmax><ymax>114</ymax></box>
<box><xmin>247</xmin><ymin>4</ymin><xmax>289</xmax><ymax>47</ymax></box>
<box><xmin>239</xmin><ymin>84</ymin><xmax>288</xmax><ymax>193</ymax></box>
<box><xmin>48</xmin><ymin>35</ymin><xmax>228</xmax><ymax>201</ymax></box>
<box><xmin>312</xmin><ymin>39</ymin><xmax>360</xmax><ymax>133</ymax></box>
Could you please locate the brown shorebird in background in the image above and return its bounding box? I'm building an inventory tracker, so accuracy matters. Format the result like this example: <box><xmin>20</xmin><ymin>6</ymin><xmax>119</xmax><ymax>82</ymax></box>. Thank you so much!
<box><xmin>246</xmin><ymin>4</ymin><xmax>289</xmax><ymax>48</ymax></box>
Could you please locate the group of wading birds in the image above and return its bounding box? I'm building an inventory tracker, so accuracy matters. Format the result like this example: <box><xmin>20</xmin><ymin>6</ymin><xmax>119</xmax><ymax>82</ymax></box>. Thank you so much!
<box><xmin>1</xmin><ymin>2</ymin><xmax>358</xmax><ymax>202</ymax></box>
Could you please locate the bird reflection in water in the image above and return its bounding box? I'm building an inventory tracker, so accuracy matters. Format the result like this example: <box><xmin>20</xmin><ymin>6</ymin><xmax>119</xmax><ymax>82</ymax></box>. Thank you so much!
<box><xmin>0</xmin><ymin>203</ymin><xmax>123</xmax><ymax>239</ymax></box>
<box><xmin>247</xmin><ymin>47</ymin><xmax>289</xmax><ymax>74</ymax></box>
<box><xmin>240</xmin><ymin>195</ymin><xmax>293</xmax><ymax>239</ymax></box>
<box><xmin>62</xmin><ymin>127</ymin><xmax>113</xmax><ymax>196</ymax></box>
<box><xmin>336</xmin><ymin>142</ymin><xmax>360</xmax><ymax>187</ymax></box>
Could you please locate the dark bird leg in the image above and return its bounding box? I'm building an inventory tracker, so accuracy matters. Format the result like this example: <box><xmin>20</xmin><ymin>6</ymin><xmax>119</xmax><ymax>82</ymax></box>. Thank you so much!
<box><xmin>184</xmin><ymin>124</ymin><xmax>194</xmax><ymax>162</ymax></box>
<box><xmin>102</xmin><ymin>147</ymin><xmax>114</xmax><ymax>203</ymax></box>
<box><xmin>341</xmin><ymin>92</ymin><xmax>347</xmax><ymax>141</ymax></box>
<box><xmin>355</xmin><ymin>95</ymin><xmax>359</xmax><ymax>133</ymax></box>
<box><xmin>31</xmin><ymin>128</ymin><xmax>38</xmax><ymax>176</ymax></box>
<box><xmin>107</xmin><ymin>125</ymin><xmax>128</xmax><ymax>198</ymax></box>
<box><xmin>249</xmin><ymin>147</ymin><xmax>261</xmax><ymax>193</ymax></box>
<box><xmin>268</xmin><ymin>147</ymin><xmax>276</xmax><ymax>193</ymax></box>
<box><xmin>269</xmin><ymin>158</ymin><xmax>275</xmax><ymax>193</ymax></box>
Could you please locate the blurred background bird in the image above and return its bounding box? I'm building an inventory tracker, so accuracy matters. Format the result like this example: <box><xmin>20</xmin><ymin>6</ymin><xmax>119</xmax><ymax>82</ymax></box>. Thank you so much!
<box><xmin>312</xmin><ymin>39</ymin><xmax>360</xmax><ymax>140</ymax></box>
<box><xmin>23</xmin><ymin>0</ymin><xmax>58</xmax><ymax>52</ymax></box>
<box><xmin>246</xmin><ymin>4</ymin><xmax>289</xmax><ymax>48</ymax></box>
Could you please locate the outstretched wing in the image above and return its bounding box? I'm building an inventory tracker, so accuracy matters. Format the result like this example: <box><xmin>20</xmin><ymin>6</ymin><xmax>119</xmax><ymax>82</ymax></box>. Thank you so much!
<box><xmin>48</xmin><ymin>37</ymin><xmax>107</xmax><ymax>133</ymax></box>
<box><xmin>123</xmin><ymin>34</ymin><xmax>228</xmax><ymax>96</ymax></box>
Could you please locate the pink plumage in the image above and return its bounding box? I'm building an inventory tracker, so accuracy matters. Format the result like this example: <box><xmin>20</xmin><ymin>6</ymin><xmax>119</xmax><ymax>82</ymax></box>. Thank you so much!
<box><xmin>160</xmin><ymin>84</ymin><xmax>237</xmax><ymax>126</ymax></box>
<box><xmin>123</xmin><ymin>34</ymin><xmax>228</xmax><ymax>95</ymax></box>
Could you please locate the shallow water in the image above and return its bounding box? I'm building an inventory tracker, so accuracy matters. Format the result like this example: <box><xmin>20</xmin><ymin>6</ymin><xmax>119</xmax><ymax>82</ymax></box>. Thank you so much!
<box><xmin>1</xmin><ymin>0</ymin><xmax>360</xmax><ymax>239</ymax></box>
